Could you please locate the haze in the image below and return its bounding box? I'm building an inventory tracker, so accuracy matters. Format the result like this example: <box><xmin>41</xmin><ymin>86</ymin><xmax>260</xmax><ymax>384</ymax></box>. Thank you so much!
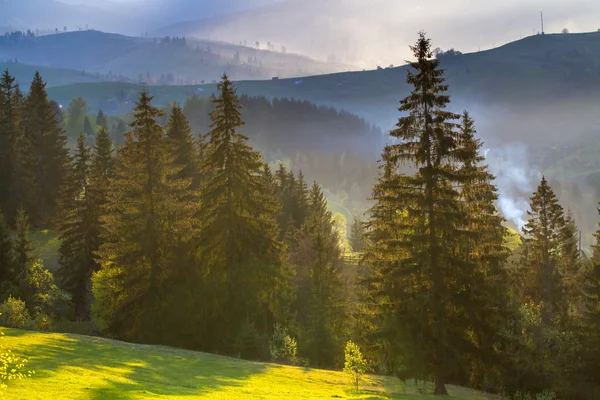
<box><xmin>3</xmin><ymin>0</ymin><xmax>599</xmax><ymax>66</ymax></box>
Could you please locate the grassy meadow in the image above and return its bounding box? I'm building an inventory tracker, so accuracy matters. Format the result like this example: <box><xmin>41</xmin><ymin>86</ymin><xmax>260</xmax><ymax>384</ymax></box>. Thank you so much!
<box><xmin>1</xmin><ymin>328</ymin><xmax>499</xmax><ymax>400</ymax></box>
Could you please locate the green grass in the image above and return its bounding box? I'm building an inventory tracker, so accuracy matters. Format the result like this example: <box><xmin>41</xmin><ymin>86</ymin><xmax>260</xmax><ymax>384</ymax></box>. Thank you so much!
<box><xmin>1</xmin><ymin>328</ymin><xmax>499</xmax><ymax>400</ymax></box>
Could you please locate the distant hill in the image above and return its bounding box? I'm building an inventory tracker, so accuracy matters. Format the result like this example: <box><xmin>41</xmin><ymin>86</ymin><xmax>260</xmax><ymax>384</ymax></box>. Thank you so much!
<box><xmin>0</xmin><ymin>30</ymin><xmax>356</xmax><ymax>84</ymax></box>
<box><xmin>44</xmin><ymin>32</ymin><xmax>600</xmax><ymax>146</ymax></box>
<box><xmin>0</xmin><ymin>62</ymin><xmax>103</xmax><ymax>87</ymax></box>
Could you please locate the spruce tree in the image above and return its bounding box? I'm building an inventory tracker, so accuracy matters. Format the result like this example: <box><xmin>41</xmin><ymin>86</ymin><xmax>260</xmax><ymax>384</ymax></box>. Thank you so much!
<box><xmin>95</xmin><ymin>109</ymin><xmax>108</xmax><ymax>129</ymax></box>
<box><xmin>561</xmin><ymin>210</ymin><xmax>582</xmax><ymax>315</ymax></box>
<box><xmin>195</xmin><ymin>74</ymin><xmax>284</xmax><ymax>352</ymax></box>
<box><xmin>95</xmin><ymin>91</ymin><xmax>194</xmax><ymax>340</ymax></box>
<box><xmin>21</xmin><ymin>72</ymin><xmax>70</xmax><ymax>228</ymax></box>
<box><xmin>0</xmin><ymin>70</ymin><xmax>22</xmax><ymax>224</ymax></box>
<box><xmin>349</xmin><ymin>216</ymin><xmax>366</xmax><ymax>252</ymax></box>
<box><xmin>293</xmin><ymin>182</ymin><xmax>345</xmax><ymax>367</ymax></box>
<box><xmin>0</xmin><ymin>210</ymin><xmax>14</xmax><ymax>284</ymax></box>
<box><xmin>519</xmin><ymin>177</ymin><xmax>568</xmax><ymax>323</ymax></box>
<box><xmin>363</xmin><ymin>33</ymin><xmax>479</xmax><ymax>394</ymax></box>
<box><xmin>57</xmin><ymin>135</ymin><xmax>97</xmax><ymax>318</ymax></box>
<box><xmin>455</xmin><ymin>111</ymin><xmax>513</xmax><ymax>389</ymax></box>
<box><xmin>166</xmin><ymin>103</ymin><xmax>198</xmax><ymax>182</ymax></box>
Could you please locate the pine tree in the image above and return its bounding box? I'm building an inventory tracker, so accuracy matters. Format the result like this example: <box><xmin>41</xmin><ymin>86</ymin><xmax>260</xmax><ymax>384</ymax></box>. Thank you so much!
<box><xmin>95</xmin><ymin>109</ymin><xmax>108</xmax><ymax>129</ymax></box>
<box><xmin>195</xmin><ymin>74</ymin><xmax>284</xmax><ymax>352</ymax></box>
<box><xmin>0</xmin><ymin>210</ymin><xmax>14</xmax><ymax>284</ymax></box>
<box><xmin>561</xmin><ymin>210</ymin><xmax>582</xmax><ymax>315</ymax></box>
<box><xmin>94</xmin><ymin>91</ymin><xmax>194</xmax><ymax>340</ymax></box>
<box><xmin>166</xmin><ymin>103</ymin><xmax>198</xmax><ymax>182</ymax></box>
<box><xmin>519</xmin><ymin>177</ymin><xmax>568</xmax><ymax>323</ymax></box>
<box><xmin>362</xmin><ymin>33</ymin><xmax>476</xmax><ymax>394</ymax></box>
<box><xmin>294</xmin><ymin>182</ymin><xmax>345</xmax><ymax>368</ymax></box>
<box><xmin>349</xmin><ymin>216</ymin><xmax>366</xmax><ymax>252</ymax></box>
<box><xmin>21</xmin><ymin>72</ymin><xmax>70</xmax><ymax>228</ymax></box>
<box><xmin>13</xmin><ymin>208</ymin><xmax>33</xmax><ymax>278</ymax></box>
<box><xmin>112</xmin><ymin>119</ymin><xmax>127</xmax><ymax>145</ymax></box>
<box><xmin>56</xmin><ymin>135</ymin><xmax>98</xmax><ymax>318</ymax></box>
<box><xmin>0</xmin><ymin>70</ymin><xmax>22</xmax><ymax>224</ymax></box>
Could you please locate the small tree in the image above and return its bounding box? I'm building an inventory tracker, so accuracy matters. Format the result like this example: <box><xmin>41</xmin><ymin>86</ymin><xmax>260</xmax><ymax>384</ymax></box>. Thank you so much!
<box><xmin>269</xmin><ymin>323</ymin><xmax>298</xmax><ymax>364</ymax></box>
<box><xmin>562</xmin><ymin>28</ymin><xmax>569</xmax><ymax>34</ymax></box>
<box><xmin>343</xmin><ymin>341</ymin><xmax>368</xmax><ymax>392</ymax></box>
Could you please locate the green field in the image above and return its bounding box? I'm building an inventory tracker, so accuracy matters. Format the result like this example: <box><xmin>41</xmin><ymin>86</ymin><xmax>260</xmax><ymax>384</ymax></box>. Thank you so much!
<box><xmin>1</xmin><ymin>328</ymin><xmax>499</xmax><ymax>400</ymax></box>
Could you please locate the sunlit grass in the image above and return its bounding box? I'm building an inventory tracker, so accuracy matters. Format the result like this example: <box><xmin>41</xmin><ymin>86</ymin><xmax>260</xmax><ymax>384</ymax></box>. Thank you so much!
<box><xmin>1</xmin><ymin>328</ymin><xmax>500</xmax><ymax>399</ymax></box>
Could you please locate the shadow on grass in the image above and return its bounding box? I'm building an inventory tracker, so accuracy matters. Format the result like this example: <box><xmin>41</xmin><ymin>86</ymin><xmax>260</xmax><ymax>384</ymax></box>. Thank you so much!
<box><xmin>5</xmin><ymin>329</ymin><xmax>270</xmax><ymax>399</ymax></box>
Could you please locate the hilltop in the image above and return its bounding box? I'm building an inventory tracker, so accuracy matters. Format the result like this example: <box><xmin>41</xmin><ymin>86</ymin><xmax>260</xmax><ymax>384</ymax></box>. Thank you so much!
<box><xmin>2</xmin><ymin>328</ymin><xmax>499</xmax><ymax>399</ymax></box>
<box><xmin>0</xmin><ymin>30</ymin><xmax>355</xmax><ymax>84</ymax></box>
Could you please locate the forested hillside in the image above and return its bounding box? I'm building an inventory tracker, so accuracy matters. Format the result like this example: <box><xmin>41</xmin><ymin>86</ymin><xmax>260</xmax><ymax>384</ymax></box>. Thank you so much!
<box><xmin>1</xmin><ymin>33</ymin><xmax>600</xmax><ymax>400</ymax></box>
<box><xmin>0</xmin><ymin>30</ymin><xmax>354</xmax><ymax>84</ymax></box>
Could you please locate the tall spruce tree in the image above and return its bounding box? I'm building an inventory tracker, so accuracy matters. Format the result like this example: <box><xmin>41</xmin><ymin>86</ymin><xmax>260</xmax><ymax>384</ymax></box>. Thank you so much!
<box><xmin>56</xmin><ymin>135</ymin><xmax>99</xmax><ymax>318</ymax></box>
<box><xmin>83</xmin><ymin>116</ymin><xmax>94</xmax><ymax>137</ymax></box>
<box><xmin>0</xmin><ymin>70</ymin><xmax>22</xmax><ymax>224</ymax></box>
<box><xmin>94</xmin><ymin>91</ymin><xmax>194</xmax><ymax>340</ymax></box>
<box><xmin>363</xmin><ymin>33</ymin><xmax>486</xmax><ymax>394</ymax></box>
<box><xmin>519</xmin><ymin>177</ymin><xmax>568</xmax><ymax>324</ymax></box>
<box><xmin>455</xmin><ymin>111</ymin><xmax>513</xmax><ymax>389</ymax></box>
<box><xmin>293</xmin><ymin>182</ymin><xmax>345</xmax><ymax>367</ymax></box>
<box><xmin>194</xmin><ymin>74</ymin><xmax>284</xmax><ymax>353</ymax></box>
<box><xmin>21</xmin><ymin>72</ymin><xmax>70</xmax><ymax>228</ymax></box>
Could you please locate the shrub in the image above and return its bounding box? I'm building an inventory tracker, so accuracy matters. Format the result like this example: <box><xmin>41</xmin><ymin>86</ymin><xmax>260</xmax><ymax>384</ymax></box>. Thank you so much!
<box><xmin>269</xmin><ymin>323</ymin><xmax>297</xmax><ymax>364</ymax></box>
<box><xmin>0</xmin><ymin>297</ymin><xmax>34</xmax><ymax>329</ymax></box>
<box><xmin>343</xmin><ymin>341</ymin><xmax>368</xmax><ymax>392</ymax></box>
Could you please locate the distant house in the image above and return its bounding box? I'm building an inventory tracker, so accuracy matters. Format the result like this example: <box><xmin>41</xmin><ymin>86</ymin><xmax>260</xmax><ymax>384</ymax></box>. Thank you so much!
<box><xmin>196</xmin><ymin>87</ymin><xmax>205</xmax><ymax>92</ymax></box>
<box><xmin>295</xmin><ymin>80</ymin><xmax>303</xmax><ymax>85</ymax></box>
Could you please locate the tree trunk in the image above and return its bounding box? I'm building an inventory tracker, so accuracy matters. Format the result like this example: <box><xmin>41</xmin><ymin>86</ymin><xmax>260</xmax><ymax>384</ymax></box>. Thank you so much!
<box><xmin>434</xmin><ymin>372</ymin><xmax>449</xmax><ymax>395</ymax></box>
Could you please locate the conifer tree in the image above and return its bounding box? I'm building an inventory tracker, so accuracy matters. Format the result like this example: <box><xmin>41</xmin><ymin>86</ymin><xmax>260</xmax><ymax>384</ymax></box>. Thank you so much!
<box><xmin>57</xmin><ymin>135</ymin><xmax>98</xmax><ymax>318</ymax></box>
<box><xmin>455</xmin><ymin>111</ymin><xmax>513</xmax><ymax>388</ymax></box>
<box><xmin>195</xmin><ymin>74</ymin><xmax>284</xmax><ymax>352</ymax></box>
<box><xmin>94</xmin><ymin>91</ymin><xmax>194</xmax><ymax>340</ymax></box>
<box><xmin>0</xmin><ymin>210</ymin><xmax>14</xmax><ymax>284</ymax></box>
<box><xmin>293</xmin><ymin>182</ymin><xmax>345</xmax><ymax>367</ymax></box>
<box><xmin>363</xmin><ymin>33</ymin><xmax>479</xmax><ymax>394</ymax></box>
<box><xmin>21</xmin><ymin>72</ymin><xmax>70</xmax><ymax>228</ymax></box>
<box><xmin>349</xmin><ymin>216</ymin><xmax>366</xmax><ymax>252</ymax></box>
<box><xmin>561</xmin><ymin>210</ymin><xmax>582</xmax><ymax>314</ymax></box>
<box><xmin>0</xmin><ymin>70</ymin><xmax>22</xmax><ymax>224</ymax></box>
<box><xmin>519</xmin><ymin>177</ymin><xmax>568</xmax><ymax>323</ymax></box>
<box><xmin>95</xmin><ymin>109</ymin><xmax>108</xmax><ymax>129</ymax></box>
<box><xmin>166</xmin><ymin>103</ymin><xmax>198</xmax><ymax>182</ymax></box>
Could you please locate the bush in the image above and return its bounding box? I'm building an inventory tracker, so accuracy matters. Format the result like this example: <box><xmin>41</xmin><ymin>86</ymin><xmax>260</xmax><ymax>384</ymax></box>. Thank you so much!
<box><xmin>269</xmin><ymin>323</ymin><xmax>298</xmax><ymax>365</ymax></box>
<box><xmin>343</xmin><ymin>341</ymin><xmax>368</xmax><ymax>392</ymax></box>
<box><xmin>0</xmin><ymin>297</ymin><xmax>34</xmax><ymax>329</ymax></box>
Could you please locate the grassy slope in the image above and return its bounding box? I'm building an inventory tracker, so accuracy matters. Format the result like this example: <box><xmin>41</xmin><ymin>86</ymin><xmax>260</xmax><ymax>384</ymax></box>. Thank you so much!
<box><xmin>1</xmin><ymin>328</ymin><xmax>498</xmax><ymax>400</ymax></box>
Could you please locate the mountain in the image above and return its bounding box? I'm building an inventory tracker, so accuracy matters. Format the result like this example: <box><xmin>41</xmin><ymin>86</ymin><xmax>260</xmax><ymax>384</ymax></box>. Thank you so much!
<box><xmin>0</xmin><ymin>30</ymin><xmax>355</xmax><ymax>84</ymax></box>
